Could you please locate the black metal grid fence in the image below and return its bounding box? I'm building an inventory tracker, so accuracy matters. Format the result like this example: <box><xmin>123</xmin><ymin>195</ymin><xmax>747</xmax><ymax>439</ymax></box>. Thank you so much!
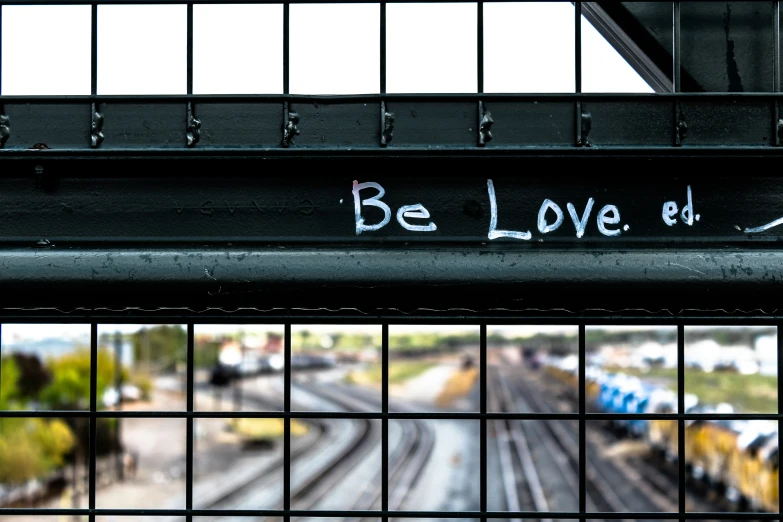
<box><xmin>1</xmin><ymin>0</ymin><xmax>783</xmax><ymax>152</ymax></box>
<box><xmin>0</xmin><ymin>314</ymin><xmax>779</xmax><ymax>520</ymax></box>
<box><xmin>0</xmin><ymin>0</ymin><xmax>781</xmax><ymax>520</ymax></box>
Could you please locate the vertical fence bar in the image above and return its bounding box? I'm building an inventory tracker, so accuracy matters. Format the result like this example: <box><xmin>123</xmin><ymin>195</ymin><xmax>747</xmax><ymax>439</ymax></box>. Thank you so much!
<box><xmin>574</xmin><ymin>0</ymin><xmax>581</xmax><ymax>93</ymax></box>
<box><xmin>186</xmin><ymin>3</ymin><xmax>196</xmax><ymax>148</ymax></box>
<box><xmin>186</xmin><ymin>323</ymin><xmax>194</xmax><ymax>522</ymax></box>
<box><xmin>477</xmin><ymin>0</ymin><xmax>487</xmax><ymax>147</ymax></box>
<box><xmin>90</xmin><ymin>2</ymin><xmax>99</xmax><ymax>149</ymax></box>
<box><xmin>89</xmin><ymin>323</ymin><xmax>97</xmax><ymax>522</ymax></box>
<box><xmin>778</xmin><ymin>323</ymin><xmax>782</xmax><ymax>513</ymax></box>
<box><xmin>380</xmin><ymin>1</ymin><xmax>386</xmax><ymax>95</ymax></box>
<box><xmin>578</xmin><ymin>324</ymin><xmax>586</xmax><ymax>514</ymax></box>
<box><xmin>382</xmin><ymin>323</ymin><xmax>389</xmax><ymax>521</ymax></box>
<box><xmin>282</xmin><ymin>2</ymin><xmax>291</xmax><ymax>147</ymax></box>
<box><xmin>774</xmin><ymin>0</ymin><xmax>780</xmax><ymax>146</ymax></box>
<box><xmin>574</xmin><ymin>0</ymin><xmax>582</xmax><ymax>147</ymax></box>
<box><xmin>91</xmin><ymin>3</ymin><xmax>97</xmax><ymax>96</ymax></box>
<box><xmin>0</xmin><ymin>3</ymin><xmax>3</xmax><ymax>99</ymax></box>
<box><xmin>677</xmin><ymin>323</ymin><xmax>686</xmax><ymax>518</ymax></box>
<box><xmin>284</xmin><ymin>323</ymin><xmax>292</xmax><ymax>522</ymax></box>
<box><xmin>0</xmin><ymin>2</ymin><xmax>5</xmax><ymax>150</ymax></box>
<box><xmin>479</xmin><ymin>324</ymin><xmax>487</xmax><ymax>521</ymax></box>
<box><xmin>283</xmin><ymin>2</ymin><xmax>289</xmax><ymax>96</ymax></box>
<box><xmin>673</xmin><ymin>1</ymin><xmax>682</xmax><ymax>146</ymax></box>
<box><xmin>187</xmin><ymin>3</ymin><xmax>193</xmax><ymax>95</ymax></box>
<box><xmin>477</xmin><ymin>0</ymin><xmax>483</xmax><ymax>94</ymax></box>
<box><xmin>0</xmin><ymin>0</ymin><xmax>3</xmax><ymax>91</ymax></box>
<box><xmin>380</xmin><ymin>1</ymin><xmax>389</xmax><ymax>147</ymax></box>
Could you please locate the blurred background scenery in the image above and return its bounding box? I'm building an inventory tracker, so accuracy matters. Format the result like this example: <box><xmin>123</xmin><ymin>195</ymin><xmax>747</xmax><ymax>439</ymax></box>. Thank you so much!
<box><xmin>0</xmin><ymin>323</ymin><xmax>777</xmax><ymax>521</ymax></box>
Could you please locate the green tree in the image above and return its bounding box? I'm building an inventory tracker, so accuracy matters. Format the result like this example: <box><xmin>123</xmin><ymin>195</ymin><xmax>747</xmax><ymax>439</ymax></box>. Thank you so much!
<box><xmin>195</xmin><ymin>339</ymin><xmax>221</xmax><ymax>368</ymax></box>
<box><xmin>0</xmin><ymin>355</ymin><xmax>77</xmax><ymax>485</ymax></box>
<box><xmin>0</xmin><ymin>417</ymin><xmax>75</xmax><ymax>484</ymax></box>
<box><xmin>38</xmin><ymin>346</ymin><xmax>127</xmax><ymax>410</ymax></box>
<box><xmin>131</xmin><ymin>325</ymin><xmax>187</xmax><ymax>372</ymax></box>
<box><xmin>0</xmin><ymin>356</ymin><xmax>21</xmax><ymax>409</ymax></box>
<box><xmin>39</xmin><ymin>349</ymin><xmax>91</xmax><ymax>410</ymax></box>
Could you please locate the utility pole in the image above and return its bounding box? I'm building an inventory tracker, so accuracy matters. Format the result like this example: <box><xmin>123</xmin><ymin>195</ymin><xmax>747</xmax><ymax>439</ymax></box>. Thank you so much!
<box><xmin>144</xmin><ymin>327</ymin><xmax>151</xmax><ymax>375</ymax></box>
<box><xmin>114</xmin><ymin>330</ymin><xmax>125</xmax><ymax>482</ymax></box>
<box><xmin>233</xmin><ymin>343</ymin><xmax>243</xmax><ymax>412</ymax></box>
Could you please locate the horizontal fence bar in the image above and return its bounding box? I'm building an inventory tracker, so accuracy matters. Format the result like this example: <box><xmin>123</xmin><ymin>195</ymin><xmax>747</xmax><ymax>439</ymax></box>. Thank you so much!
<box><xmin>0</xmin><ymin>314</ymin><xmax>780</xmax><ymax>323</ymax></box>
<box><xmin>0</xmin><ymin>509</ymin><xmax>777</xmax><ymax>519</ymax></box>
<box><xmin>0</xmin><ymin>410</ymin><xmax>779</xmax><ymax>420</ymax></box>
<box><xmin>0</xmin><ymin>0</ymin><xmax>743</xmax><ymax>5</ymax></box>
<box><xmin>2</xmin><ymin>92</ymin><xmax>783</xmax><ymax>103</ymax></box>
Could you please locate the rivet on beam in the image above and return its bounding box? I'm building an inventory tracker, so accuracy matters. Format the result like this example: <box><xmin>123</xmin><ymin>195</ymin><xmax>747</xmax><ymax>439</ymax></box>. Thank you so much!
<box><xmin>578</xmin><ymin>105</ymin><xmax>592</xmax><ymax>147</ymax></box>
<box><xmin>381</xmin><ymin>102</ymin><xmax>395</xmax><ymax>147</ymax></box>
<box><xmin>186</xmin><ymin>102</ymin><xmax>201</xmax><ymax>147</ymax></box>
<box><xmin>91</xmin><ymin>104</ymin><xmax>104</xmax><ymax>148</ymax></box>
<box><xmin>0</xmin><ymin>112</ymin><xmax>9</xmax><ymax>148</ymax></box>
<box><xmin>478</xmin><ymin>101</ymin><xmax>493</xmax><ymax>147</ymax></box>
<box><xmin>282</xmin><ymin>103</ymin><xmax>300</xmax><ymax>148</ymax></box>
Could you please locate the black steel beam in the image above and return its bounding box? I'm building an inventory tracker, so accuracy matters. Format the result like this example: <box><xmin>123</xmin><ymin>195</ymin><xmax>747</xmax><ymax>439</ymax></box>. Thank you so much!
<box><xmin>0</xmin><ymin>95</ymin><xmax>781</xmax><ymax>152</ymax></box>
<box><xmin>0</xmin><ymin>247</ymin><xmax>781</xmax><ymax>310</ymax></box>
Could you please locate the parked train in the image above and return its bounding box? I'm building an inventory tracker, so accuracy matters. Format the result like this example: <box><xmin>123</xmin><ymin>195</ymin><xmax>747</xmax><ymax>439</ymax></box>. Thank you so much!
<box><xmin>546</xmin><ymin>360</ymin><xmax>779</xmax><ymax>512</ymax></box>
<box><xmin>210</xmin><ymin>350</ymin><xmax>338</xmax><ymax>386</ymax></box>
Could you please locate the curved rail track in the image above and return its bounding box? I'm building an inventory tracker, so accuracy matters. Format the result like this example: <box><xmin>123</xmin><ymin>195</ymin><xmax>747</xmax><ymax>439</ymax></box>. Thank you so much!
<box><xmin>198</xmin><ymin>375</ymin><xmax>435</xmax><ymax>521</ymax></box>
<box><xmin>193</xmin><ymin>361</ymin><xmax>720</xmax><ymax>522</ymax></box>
<box><xmin>302</xmin><ymin>381</ymin><xmax>435</xmax><ymax>519</ymax></box>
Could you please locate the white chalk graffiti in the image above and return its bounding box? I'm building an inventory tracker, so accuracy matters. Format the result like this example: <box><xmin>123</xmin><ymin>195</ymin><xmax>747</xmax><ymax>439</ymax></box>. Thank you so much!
<box><xmin>353</xmin><ymin>181</ymin><xmax>391</xmax><ymax>235</ymax></box>
<box><xmin>662</xmin><ymin>185</ymin><xmax>699</xmax><ymax>227</ymax></box>
<box><xmin>351</xmin><ymin>180</ymin><xmax>710</xmax><ymax>239</ymax></box>
<box><xmin>487</xmin><ymin>179</ymin><xmax>626</xmax><ymax>240</ymax></box>
<box><xmin>353</xmin><ymin>180</ymin><xmax>437</xmax><ymax>235</ymax></box>
<box><xmin>396</xmin><ymin>204</ymin><xmax>437</xmax><ymax>232</ymax></box>
<box><xmin>487</xmin><ymin>179</ymin><xmax>532</xmax><ymax>240</ymax></box>
<box><xmin>745</xmin><ymin>217</ymin><xmax>783</xmax><ymax>234</ymax></box>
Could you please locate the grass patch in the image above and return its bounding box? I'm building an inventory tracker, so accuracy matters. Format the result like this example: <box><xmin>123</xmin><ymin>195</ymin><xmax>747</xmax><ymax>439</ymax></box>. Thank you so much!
<box><xmin>606</xmin><ymin>366</ymin><xmax>777</xmax><ymax>413</ymax></box>
<box><xmin>227</xmin><ymin>418</ymin><xmax>309</xmax><ymax>441</ymax></box>
<box><xmin>344</xmin><ymin>361</ymin><xmax>435</xmax><ymax>387</ymax></box>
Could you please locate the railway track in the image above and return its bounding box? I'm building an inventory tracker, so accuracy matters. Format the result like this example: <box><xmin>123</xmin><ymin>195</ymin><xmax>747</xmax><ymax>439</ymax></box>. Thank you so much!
<box><xmin>499</xmin><ymin>364</ymin><xmax>727</xmax><ymax>522</ymax></box>
<box><xmin>500</xmin><ymin>368</ymin><xmax>636</xmax><ymax>517</ymax></box>
<box><xmin>489</xmin><ymin>368</ymin><xmax>552</xmax><ymax>522</ymax></box>
<box><xmin>302</xmin><ymin>381</ymin><xmax>436</xmax><ymax>521</ymax></box>
<box><xmin>198</xmin><ymin>375</ymin><xmax>435</xmax><ymax>522</ymax></box>
<box><xmin>199</xmin><ymin>385</ymin><xmax>375</xmax><ymax>519</ymax></box>
<box><xmin>183</xmin><ymin>363</ymin><xmax>710</xmax><ymax>522</ymax></box>
<box><xmin>532</xmin><ymin>365</ymin><xmax>726</xmax><ymax>516</ymax></box>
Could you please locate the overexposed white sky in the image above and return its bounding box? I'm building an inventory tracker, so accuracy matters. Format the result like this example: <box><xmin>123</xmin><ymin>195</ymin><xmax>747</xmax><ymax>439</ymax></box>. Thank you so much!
<box><xmin>1</xmin><ymin>323</ymin><xmax>191</xmax><ymax>345</ymax></box>
<box><xmin>1</xmin><ymin>3</ymin><xmax>652</xmax><ymax>95</ymax></box>
<box><xmin>1</xmin><ymin>324</ymin><xmax>91</xmax><ymax>345</ymax></box>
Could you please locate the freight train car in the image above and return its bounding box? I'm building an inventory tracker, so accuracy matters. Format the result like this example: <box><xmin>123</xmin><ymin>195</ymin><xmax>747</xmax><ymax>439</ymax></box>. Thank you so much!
<box><xmin>548</xmin><ymin>359</ymin><xmax>779</xmax><ymax>512</ymax></box>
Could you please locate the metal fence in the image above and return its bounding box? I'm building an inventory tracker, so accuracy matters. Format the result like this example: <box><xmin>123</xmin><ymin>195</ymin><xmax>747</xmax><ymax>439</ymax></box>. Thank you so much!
<box><xmin>0</xmin><ymin>315</ymin><xmax>779</xmax><ymax>521</ymax></box>
<box><xmin>0</xmin><ymin>1</ymin><xmax>782</xmax><ymax>521</ymax></box>
<box><xmin>1</xmin><ymin>0</ymin><xmax>783</xmax><ymax>153</ymax></box>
